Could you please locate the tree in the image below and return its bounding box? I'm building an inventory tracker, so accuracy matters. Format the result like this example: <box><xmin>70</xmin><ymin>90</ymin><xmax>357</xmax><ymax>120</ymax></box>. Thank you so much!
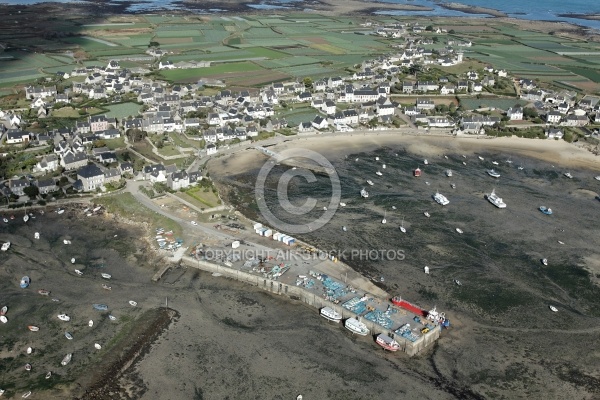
<box><xmin>523</xmin><ymin>107</ymin><xmax>538</xmax><ymax>119</ymax></box>
<box><xmin>133</xmin><ymin>159</ymin><xmax>145</xmax><ymax>172</ymax></box>
<box><xmin>425</xmin><ymin>25</ymin><xmax>433</xmax><ymax>31</ymax></box>
<box><xmin>93</xmin><ymin>140</ymin><xmax>106</xmax><ymax>148</ymax></box>
<box><xmin>303</xmin><ymin>77</ymin><xmax>313</xmax><ymax>90</ymax></box>
<box><xmin>23</xmin><ymin>186</ymin><xmax>39</xmax><ymax>198</ymax></box>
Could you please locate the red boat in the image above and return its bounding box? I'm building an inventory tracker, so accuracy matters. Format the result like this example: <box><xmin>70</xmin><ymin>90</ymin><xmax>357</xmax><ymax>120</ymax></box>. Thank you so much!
<box><xmin>376</xmin><ymin>334</ymin><xmax>400</xmax><ymax>352</ymax></box>
<box><xmin>413</xmin><ymin>168</ymin><xmax>421</xmax><ymax>177</ymax></box>
<box><xmin>391</xmin><ymin>296</ymin><xmax>428</xmax><ymax>317</ymax></box>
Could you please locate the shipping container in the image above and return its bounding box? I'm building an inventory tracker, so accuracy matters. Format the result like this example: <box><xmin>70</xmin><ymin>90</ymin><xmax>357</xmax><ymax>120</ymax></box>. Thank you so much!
<box><xmin>253</xmin><ymin>223</ymin><xmax>263</xmax><ymax>230</ymax></box>
<box><xmin>264</xmin><ymin>229</ymin><xmax>273</xmax><ymax>237</ymax></box>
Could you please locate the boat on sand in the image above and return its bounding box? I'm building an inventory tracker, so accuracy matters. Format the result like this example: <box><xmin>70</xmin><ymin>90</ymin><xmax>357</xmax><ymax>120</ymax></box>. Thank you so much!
<box><xmin>344</xmin><ymin>317</ymin><xmax>369</xmax><ymax>336</ymax></box>
<box><xmin>549</xmin><ymin>305</ymin><xmax>558</xmax><ymax>312</ymax></box>
<box><xmin>28</xmin><ymin>326</ymin><xmax>39</xmax><ymax>332</ymax></box>
<box><xmin>320</xmin><ymin>307</ymin><xmax>341</xmax><ymax>322</ymax></box>
<box><xmin>376</xmin><ymin>334</ymin><xmax>400</xmax><ymax>351</ymax></box>
<box><xmin>61</xmin><ymin>353</ymin><xmax>72</xmax><ymax>366</ymax></box>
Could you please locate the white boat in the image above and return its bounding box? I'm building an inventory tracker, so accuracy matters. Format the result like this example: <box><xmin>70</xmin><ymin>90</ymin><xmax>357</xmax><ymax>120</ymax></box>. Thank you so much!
<box><xmin>399</xmin><ymin>217</ymin><xmax>406</xmax><ymax>233</ymax></box>
<box><xmin>129</xmin><ymin>300</ymin><xmax>137</xmax><ymax>307</ymax></box>
<box><xmin>344</xmin><ymin>317</ymin><xmax>369</xmax><ymax>335</ymax></box>
<box><xmin>342</xmin><ymin>226</ymin><xmax>347</xmax><ymax>232</ymax></box>
<box><xmin>63</xmin><ymin>239</ymin><xmax>71</xmax><ymax>245</ymax></box>
<box><xmin>1</xmin><ymin>306</ymin><xmax>6</xmax><ymax>316</ymax></box>
<box><xmin>462</xmin><ymin>155</ymin><xmax>467</xmax><ymax>159</ymax></box>
<box><xmin>61</xmin><ymin>353</ymin><xmax>72</xmax><ymax>366</ymax></box>
<box><xmin>595</xmin><ymin>176</ymin><xmax>600</xmax><ymax>181</ymax></box>
<box><xmin>478</xmin><ymin>156</ymin><xmax>484</xmax><ymax>161</ymax></box>
<box><xmin>542</xmin><ymin>258</ymin><xmax>548</xmax><ymax>266</ymax></box>
<box><xmin>486</xmin><ymin>189</ymin><xmax>507</xmax><ymax>208</ymax></box>
<box><xmin>456</xmin><ymin>228</ymin><xmax>464</xmax><ymax>234</ymax></box>
<box><xmin>375</xmin><ymin>156</ymin><xmax>379</xmax><ymax>161</ymax></box>
<box><xmin>320</xmin><ymin>307</ymin><xmax>341</xmax><ymax>322</ymax></box>
<box><xmin>433</xmin><ymin>192</ymin><xmax>450</xmax><ymax>206</ymax></box>
<box><xmin>83</xmin><ymin>208</ymin><xmax>90</xmax><ymax>213</ymax></box>
<box><xmin>64</xmin><ymin>332</ymin><xmax>73</xmax><ymax>340</ymax></box>
<box><xmin>34</xmin><ymin>232</ymin><xmax>39</xmax><ymax>239</ymax></box>
<box><xmin>25</xmin><ymin>363</ymin><xmax>32</xmax><ymax>371</ymax></box>
<box><xmin>45</xmin><ymin>371</ymin><xmax>52</xmax><ymax>379</ymax></box>
<box><xmin>0</xmin><ymin>389</ymin><xmax>4</xmax><ymax>396</ymax></box>
<box><xmin>74</xmin><ymin>269</ymin><xmax>83</xmax><ymax>276</ymax></box>
<box><xmin>366</xmin><ymin>180</ymin><xmax>374</xmax><ymax>186</ymax></box>
<box><xmin>22</xmin><ymin>391</ymin><xmax>31</xmax><ymax>399</ymax></box>
<box><xmin>381</xmin><ymin>211</ymin><xmax>387</xmax><ymax>224</ymax></box>
<box><xmin>323</xmin><ymin>206</ymin><xmax>327</xmax><ymax>211</ymax></box>
<box><xmin>95</xmin><ymin>343</ymin><xmax>102</xmax><ymax>350</ymax></box>
<box><xmin>445</xmin><ymin>169</ymin><xmax>452</xmax><ymax>177</ymax></box>
<box><xmin>451</xmin><ymin>183</ymin><xmax>456</xmax><ymax>189</ymax></box>
<box><xmin>93</xmin><ymin>206</ymin><xmax>102</xmax><ymax>212</ymax></box>
<box><xmin>360</xmin><ymin>188</ymin><xmax>369</xmax><ymax>198</ymax></box>
<box><xmin>339</xmin><ymin>202</ymin><xmax>346</xmax><ymax>207</ymax></box>
<box><xmin>558</xmin><ymin>240</ymin><xmax>565</xmax><ymax>245</ymax></box>
<box><xmin>375</xmin><ymin>334</ymin><xmax>400</xmax><ymax>351</ymax></box>
<box><xmin>424</xmin><ymin>211</ymin><xmax>430</xmax><ymax>218</ymax></box>
<box><xmin>423</xmin><ymin>159</ymin><xmax>429</xmax><ymax>165</ymax></box>
<box><xmin>462</xmin><ymin>161</ymin><xmax>467</xmax><ymax>166</ymax></box>
<box><xmin>549</xmin><ymin>305</ymin><xmax>558</xmax><ymax>312</ymax></box>
<box><xmin>375</xmin><ymin>171</ymin><xmax>383</xmax><ymax>176</ymax></box>
<box><xmin>1</xmin><ymin>242</ymin><xmax>10</xmax><ymax>251</ymax></box>
<box><xmin>382</xmin><ymin>164</ymin><xmax>386</xmax><ymax>169</ymax></box>
<box><xmin>57</xmin><ymin>208</ymin><xmax>65</xmax><ymax>214</ymax></box>
<box><xmin>0</xmin><ymin>316</ymin><xmax>7</xmax><ymax>324</ymax></box>
<box><xmin>108</xmin><ymin>315</ymin><xmax>117</xmax><ymax>321</ymax></box>
<box><xmin>518</xmin><ymin>166</ymin><xmax>524</xmax><ymax>170</ymax></box>
<box><xmin>391</xmin><ymin>206</ymin><xmax>396</xmax><ymax>210</ymax></box>
<box><xmin>102</xmin><ymin>284</ymin><xmax>111</xmax><ymax>290</ymax></box>
<box><xmin>564</xmin><ymin>172</ymin><xmax>573</xmax><ymax>179</ymax></box>
<box><xmin>2</xmin><ymin>218</ymin><xmax>7</xmax><ymax>223</ymax></box>
<box><xmin>23</xmin><ymin>214</ymin><xmax>29</xmax><ymax>223</ymax></box>
<box><xmin>487</xmin><ymin>169</ymin><xmax>501</xmax><ymax>178</ymax></box>
<box><xmin>27</xmin><ymin>347</ymin><xmax>32</xmax><ymax>354</ymax></box>
<box><xmin>89</xmin><ymin>320</ymin><xmax>94</xmax><ymax>327</ymax></box>
<box><xmin>492</xmin><ymin>161</ymin><xmax>499</xmax><ymax>165</ymax></box>
<box><xmin>454</xmin><ymin>279</ymin><xmax>462</xmax><ymax>286</ymax></box>
<box><xmin>101</xmin><ymin>273</ymin><xmax>111</xmax><ymax>279</ymax></box>
<box><xmin>71</xmin><ymin>258</ymin><xmax>76</xmax><ymax>264</ymax></box>
<box><xmin>57</xmin><ymin>314</ymin><xmax>70</xmax><ymax>322</ymax></box>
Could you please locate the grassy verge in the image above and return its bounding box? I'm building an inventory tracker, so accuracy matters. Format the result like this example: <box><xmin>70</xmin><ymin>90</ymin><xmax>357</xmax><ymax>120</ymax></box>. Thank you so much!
<box><xmin>96</xmin><ymin>192</ymin><xmax>182</xmax><ymax>237</ymax></box>
<box><xmin>178</xmin><ymin>185</ymin><xmax>220</xmax><ymax>208</ymax></box>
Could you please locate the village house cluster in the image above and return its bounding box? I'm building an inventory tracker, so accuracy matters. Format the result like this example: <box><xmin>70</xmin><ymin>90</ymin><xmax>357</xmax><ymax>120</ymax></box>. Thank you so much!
<box><xmin>1</xmin><ymin>21</ymin><xmax>599</xmax><ymax>200</ymax></box>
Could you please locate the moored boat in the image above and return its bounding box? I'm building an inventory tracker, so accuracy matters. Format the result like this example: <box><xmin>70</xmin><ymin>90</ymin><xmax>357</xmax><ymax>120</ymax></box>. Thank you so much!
<box><xmin>57</xmin><ymin>314</ymin><xmax>70</xmax><ymax>322</ymax></box>
<box><xmin>360</xmin><ymin>188</ymin><xmax>369</xmax><ymax>198</ymax></box>
<box><xmin>28</xmin><ymin>326</ymin><xmax>39</xmax><ymax>332</ymax></box>
<box><xmin>320</xmin><ymin>306</ymin><xmax>341</xmax><ymax>323</ymax></box>
<box><xmin>34</xmin><ymin>232</ymin><xmax>40</xmax><ymax>239</ymax></box>
<box><xmin>433</xmin><ymin>192</ymin><xmax>449</xmax><ymax>206</ymax></box>
<box><xmin>89</xmin><ymin>320</ymin><xmax>94</xmax><ymax>327</ymax></box>
<box><xmin>38</xmin><ymin>289</ymin><xmax>50</xmax><ymax>296</ymax></box>
<box><xmin>45</xmin><ymin>371</ymin><xmax>52</xmax><ymax>379</ymax></box>
<box><xmin>27</xmin><ymin>347</ymin><xmax>32</xmax><ymax>354</ymax></box>
<box><xmin>64</xmin><ymin>332</ymin><xmax>73</xmax><ymax>340</ymax></box>
<box><xmin>92</xmin><ymin>304</ymin><xmax>108</xmax><ymax>311</ymax></box>
<box><xmin>74</xmin><ymin>269</ymin><xmax>83</xmax><ymax>276</ymax></box>
<box><xmin>344</xmin><ymin>317</ymin><xmax>369</xmax><ymax>336</ymax></box>
<box><xmin>0</xmin><ymin>316</ymin><xmax>7</xmax><ymax>324</ymax></box>
<box><xmin>549</xmin><ymin>305</ymin><xmax>558</xmax><ymax>312</ymax></box>
<box><xmin>541</xmin><ymin>258</ymin><xmax>548</xmax><ymax>266</ymax></box>
<box><xmin>129</xmin><ymin>300</ymin><xmax>137</xmax><ymax>307</ymax></box>
<box><xmin>564</xmin><ymin>172</ymin><xmax>573</xmax><ymax>179</ymax></box>
<box><xmin>108</xmin><ymin>315</ymin><xmax>117</xmax><ymax>321</ymax></box>
<box><xmin>424</xmin><ymin>212</ymin><xmax>430</xmax><ymax>218</ymax></box>
<box><xmin>102</xmin><ymin>284</ymin><xmax>112</xmax><ymax>291</ymax></box>
<box><xmin>1</xmin><ymin>306</ymin><xmax>7</xmax><ymax>316</ymax></box>
<box><xmin>20</xmin><ymin>276</ymin><xmax>30</xmax><ymax>289</ymax></box>
<box><xmin>487</xmin><ymin>169</ymin><xmax>501</xmax><ymax>178</ymax></box>
<box><xmin>25</xmin><ymin>363</ymin><xmax>32</xmax><ymax>371</ymax></box>
<box><xmin>63</xmin><ymin>239</ymin><xmax>71</xmax><ymax>245</ymax></box>
<box><xmin>456</xmin><ymin>228</ymin><xmax>464</xmax><ymax>234</ymax></box>
<box><xmin>22</xmin><ymin>391</ymin><xmax>32</xmax><ymax>399</ymax></box>
<box><xmin>61</xmin><ymin>353</ymin><xmax>72</xmax><ymax>366</ymax></box>
<box><xmin>595</xmin><ymin>176</ymin><xmax>600</xmax><ymax>181</ymax></box>
<box><xmin>486</xmin><ymin>189</ymin><xmax>507</xmax><ymax>208</ymax></box>
<box><xmin>375</xmin><ymin>171</ymin><xmax>383</xmax><ymax>176</ymax></box>
<box><xmin>101</xmin><ymin>273</ymin><xmax>111</xmax><ymax>279</ymax></box>
<box><xmin>1</xmin><ymin>241</ymin><xmax>11</xmax><ymax>251</ymax></box>
<box><xmin>366</xmin><ymin>180</ymin><xmax>374</xmax><ymax>186</ymax></box>
<box><xmin>445</xmin><ymin>169</ymin><xmax>452</xmax><ymax>177</ymax></box>
<box><xmin>539</xmin><ymin>206</ymin><xmax>553</xmax><ymax>215</ymax></box>
<box><xmin>94</xmin><ymin>343</ymin><xmax>102</xmax><ymax>350</ymax></box>
<box><xmin>375</xmin><ymin>334</ymin><xmax>400</xmax><ymax>351</ymax></box>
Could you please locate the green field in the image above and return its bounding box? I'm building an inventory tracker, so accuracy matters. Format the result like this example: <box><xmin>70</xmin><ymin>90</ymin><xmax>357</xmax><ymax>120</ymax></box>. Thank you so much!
<box><xmin>104</xmin><ymin>103</ymin><xmax>143</xmax><ymax>119</ymax></box>
<box><xmin>160</xmin><ymin>62</ymin><xmax>264</xmax><ymax>81</ymax></box>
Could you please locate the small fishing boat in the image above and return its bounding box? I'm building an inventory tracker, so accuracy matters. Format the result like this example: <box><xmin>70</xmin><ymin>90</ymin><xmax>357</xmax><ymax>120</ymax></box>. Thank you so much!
<box><xmin>89</xmin><ymin>320</ymin><xmax>94</xmax><ymax>327</ymax></box>
<box><xmin>61</xmin><ymin>353</ymin><xmax>72</xmax><ymax>366</ymax></box>
<box><xmin>74</xmin><ymin>269</ymin><xmax>83</xmax><ymax>276</ymax></box>
<box><xmin>451</xmin><ymin>183</ymin><xmax>456</xmax><ymax>189</ymax></box>
<box><xmin>339</xmin><ymin>202</ymin><xmax>346</xmax><ymax>207</ymax></box>
<box><xmin>102</xmin><ymin>284</ymin><xmax>112</xmax><ymax>291</ymax></box>
<box><xmin>0</xmin><ymin>316</ymin><xmax>7</xmax><ymax>324</ymax></box>
<box><xmin>391</xmin><ymin>206</ymin><xmax>396</xmax><ymax>210</ymax></box>
<box><xmin>27</xmin><ymin>347</ymin><xmax>32</xmax><ymax>354</ymax></box>
<box><xmin>46</xmin><ymin>371</ymin><xmax>52</xmax><ymax>379</ymax></box>
<box><xmin>34</xmin><ymin>232</ymin><xmax>40</xmax><ymax>239</ymax></box>
<box><xmin>344</xmin><ymin>317</ymin><xmax>369</xmax><ymax>336</ymax></box>
<box><xmin>456</xmin><ymin>228</ymin><xmax>464</xmax><ymax>234</ymax></box>
<box><xmin>83</xmin><ymin>208</ymin><xmax>90</xmax><ymax>213</ymax></box>
<box><xmin>320</xmin><ymin>307</ymin><xmax>341</xmax><ymax>323</ymax></box>
<box><xmin>57</xmin><ymin>314</ymin><xmax>70</xmax><ymax>322</ymax></box>
<box><xmin>94</xmin><ymin>343</ymin><xmax>102</xmax><ymax>350</ymax></box>
<box><xmin>20</xmin><ymin>276</ymin><xmax>30</xmax><ymax>289</ymax></box>
<box><xmin>492</xmin><ymin>161</ymin><xmax>499</xmax><ymax>165</ymax></box>
<box><xmin>64</xmin><ymin>332</ymin><xmax>73</xmax><ymax>340</ymax></box>
<box><xmin>23</xmin><ymin>214</ymin><xmax>29</xmax><ymax>223</ymax></box>
<box><xmin>375</xmin><ymin>171</ymin><xmax>383</xmax><ymax>176</ymax></box>
<box><xmin>129</xmin><ymin>300</ymin><xmax>137</xmax><ymax>307</ymax></box>
<box><xmin>549</xmin><ymin>305</ymin><xmax>558</xmax><ymax>312</ymax></box>
<box><xmin>375</xmin><ymin>334</ymin><xmax>400</xmax><ymax>351</ymax></box>
<box><xmin>487</xmin><ymin>169</ymin><xmax>501</xmax><ymax>178</ymax></box>
<box><xmin>342</xmin><ymin>226</ymin><xmax>347</xmax><ymax>232</ymax></box>
<box><xmin>93</xmin><ymin>206</ymin><xmax>102</xmax><ymax>213</ymax></box>
<box><xmin>478</xmin><ymin>156</ymin><xmax>484</xmax><ymax>161</ymax></box>
<box><xmin>518</xmin><ymin>166</ymin><xmax>524</xmax><ymax>170</ymax></box>
<box><xmin>360</xmin><ymin>188</ymin><xmax>369</xmax><ymax>198</ymax></box>
<box><xmin>22</xmin><ymin>391</ymin><xmax>32</xmax><ymax>399</ymax></box>
<box><xmin>381</xmin><ymin>211</ymin><xmax>387</xmax><ymax>224</ymax></box>
<box><xmin>539</xmin><ymin>206</ymin><xmax>553</xmax><ymax>215</ymax></box>
<box><xmin>71</xmin><ymin>258</ymin><xmax>76</xmax><ymax>264</ymax></box>
<box><xmin>366</xmin><ymin>180</ymin><xmax>374</xmax><ymax>186</ymax></box>
<box><xmin>25</xmin><ymin>363</ymin><xmax>32</xmax><ymax>371</ymax></box>
<box><xmin>1</xmin><ymin>306</ymin><xmax>8</xmax><ymax>315</ymax></box>
<box><xmin>2</xmin><ymin>217</ymin><xmax>7</xmax><ymax>223</ymax></box>
<box><xmin>462</xmin><ymin>161</ymin><xmax>467</xmax><ymax>166</ymax></box>
<box><xmin>52</xmin><ymin>298</ymin><xmax>60</xmax><ymax>302</ymax></box>
<box><xmin>101</xmin><ymin>273</ymin><xmax>111</xmax><ymax>280</ymax></box>
<box><xmin>63</xmin><ymin>239</ymin><xmax>71</xmax><ymax>245</ymax></box>
<box><xmin>108</xmin><ymin>315</ymin><xmax>117</xmax><ymax>321</ymax></box>
<box><xmin>541</xmin><ymin>258</ymin><xmax>548</xmax><ymax>266</ymax></box>
<box><xmin>424</xmin><ymin>212</ymin><xmax>430</xmax><ymax>218</ymax></box>
<box><xmin>57</xmin><ymin>208</ymin><xmax>65</xmax><ymax>214</ymax></box>
<box><xmin>564</xmin><ymin>172</ymin><xmax>573</xmax><ymax>179</ymax></box>
<box><xmin>423</xmin><ymin>159</ymin><xmax>428</xmax><ymax>165</ymax></box>
<box><xmin>382</xmin><ymin>164</ymin><xmax>386</xmax><ymax>169</ymax></box>
<box><xmin>93</xmin><ymin>304</ymin><xmax>108</xmax><ymax>311</ymax></box>
<box><xmin>595</xmin><ymin>176</ymin><xmax>600</xmax><ymax>181</ymax></box>
<box><xmin>454</xmin><ymin>279</ymin><xmax>462</xmax><ymax>286</ymax></box>
<box><xmin>558</xmin><ymin>240</ymin><xmax>565</xmax><ymax>245</ymax></box>
<box><xmin>413</xmin><ymin>167</ymin><xmax>421</xmax><ymax>177</ymax></box>
<box><xmin>375</xmin><ymin>156</ymin><xmax>379</xmax><ymax>161</ymax></box>
<box><xmin>323</xmin><ymin>206</ymin><xmax>327</xmax><ymax>211</ymax></box>
<box><xmin>38</xmin><ymin>289</ymin><xmax>50</xmax><ymax>296</ymax></box>
<box><xmin>399</xmin><ymin>218</ymin><xmax>406</xmax><ymax>233</ymax></box>
<box><xmin>445</xmin><ymin>169</ymin><xmax>452</xmax><ymax>177</ymax></box>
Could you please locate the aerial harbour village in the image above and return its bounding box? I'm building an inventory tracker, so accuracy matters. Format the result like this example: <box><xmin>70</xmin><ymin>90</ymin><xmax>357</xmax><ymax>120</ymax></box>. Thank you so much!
<box><xmin>1</xmin><ymin>4</ymin><xmax>600</xmax><ymax>399</ymax></box>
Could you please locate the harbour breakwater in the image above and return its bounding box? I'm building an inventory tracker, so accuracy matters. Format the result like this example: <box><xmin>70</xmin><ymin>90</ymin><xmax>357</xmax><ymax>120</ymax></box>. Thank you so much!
<box><xmin>177</xmin><ymin>255</ymin><xmax>440</xmax><ymax>356</ymax></box>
